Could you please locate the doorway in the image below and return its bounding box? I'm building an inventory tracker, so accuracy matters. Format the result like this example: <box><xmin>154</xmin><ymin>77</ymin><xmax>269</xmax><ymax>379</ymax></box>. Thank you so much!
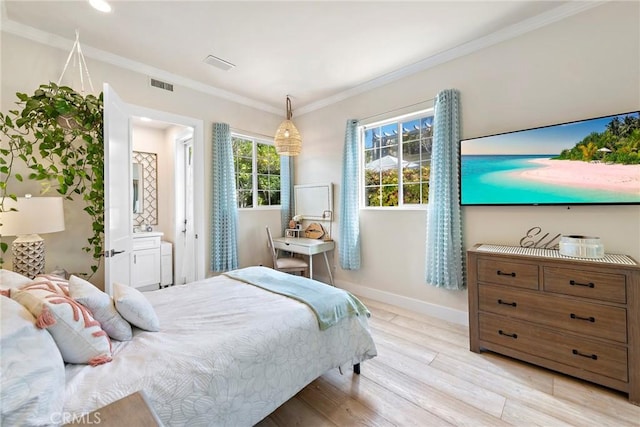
<box><xmin>174</xmin><ymin>135</ymin><xmax>197</xmax><ymax>284</ymax></box>
<box><xmin>129</xmin><ymin>105</ymin><xmax>205</xmax><ymax>285</ymax></box>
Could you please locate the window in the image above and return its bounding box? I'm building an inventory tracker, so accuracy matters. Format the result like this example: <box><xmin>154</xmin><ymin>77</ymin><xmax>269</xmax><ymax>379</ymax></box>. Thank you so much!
<box><xmin>232</xmin><ymin>135</ymin><xmax>281</xmax><ymax>208</ymax></box>
<box><xmin>362</xmin><ymin>111</ymin><xmax>434</xmax><ymax>207</ymax></box>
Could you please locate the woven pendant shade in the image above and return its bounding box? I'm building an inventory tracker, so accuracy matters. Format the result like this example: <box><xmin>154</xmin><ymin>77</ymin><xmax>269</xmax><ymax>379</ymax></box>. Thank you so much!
<box><xmin>274</xmin><ymin>96</ymin><xmax>302</xmax><ymax>156</ymax></box>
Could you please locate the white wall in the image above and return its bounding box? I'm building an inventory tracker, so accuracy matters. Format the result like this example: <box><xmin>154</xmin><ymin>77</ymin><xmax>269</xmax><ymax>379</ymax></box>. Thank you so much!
<box><xmin>1</xmin><ymin>32</ymin><xmax>282</xmax><ymax>287</ymax></box>
<box><xmin>2</xmin><ymin>3</ymin><xmax>638</xmax><ymax>322</ymax></box>
<box><xmin>295</xmin><ymin>2</ymin><xmax>640</xmax><ymax>323</ymax></box>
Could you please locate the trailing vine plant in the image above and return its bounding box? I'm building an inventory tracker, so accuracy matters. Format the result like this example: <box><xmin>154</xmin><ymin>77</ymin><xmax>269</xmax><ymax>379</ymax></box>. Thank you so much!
<box><xmin>0</xmin><ymin>82</ymin><xmax>104</xmax><ymax>276</ymax></box>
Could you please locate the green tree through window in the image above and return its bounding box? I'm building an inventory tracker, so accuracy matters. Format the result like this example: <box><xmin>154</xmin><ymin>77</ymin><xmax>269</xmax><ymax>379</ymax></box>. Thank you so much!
<box><xmin>232</xmin><ymin>136</ymin><xmax>281</xmax><ymax>208</ymax></box>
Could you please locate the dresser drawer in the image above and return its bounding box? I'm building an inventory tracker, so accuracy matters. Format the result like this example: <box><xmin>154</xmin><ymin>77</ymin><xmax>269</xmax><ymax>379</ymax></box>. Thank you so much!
<box><xmin>543</xmin><ymin>267</ymin><xmax>626</xmax><ymax>303</ymax></box>
<box><xmin>477</xmin><ymin>259</ymin><xmax>538</xmax><ymax>290</ymax></box>
<box><xmin>479</xmin><ymin>313</ymin><xmax>628</xmax><ymax>382</ymax></box>
<box><xmin>478</xmin><ymin>284</ymin><xmax>627</xmax><ymax>343</ymax></box>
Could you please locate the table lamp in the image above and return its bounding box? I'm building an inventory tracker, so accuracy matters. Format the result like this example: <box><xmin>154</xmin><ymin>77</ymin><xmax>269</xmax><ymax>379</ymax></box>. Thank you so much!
<box><xmin>0</xmin><ymin>195</ymin><xmax>65</xmax><ymax>278</ymax></box>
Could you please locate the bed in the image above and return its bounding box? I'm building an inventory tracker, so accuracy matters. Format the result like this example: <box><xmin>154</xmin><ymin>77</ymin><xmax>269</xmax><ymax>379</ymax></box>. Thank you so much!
<box><xmin>1</xmin><ymin>266</ymin><xmax>377</xmax><ymax>426</ymax></box>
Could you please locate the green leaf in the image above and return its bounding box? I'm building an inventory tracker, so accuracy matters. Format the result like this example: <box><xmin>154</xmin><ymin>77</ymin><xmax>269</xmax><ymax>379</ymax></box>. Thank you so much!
<box><xmin>0</xmin><ymin>242</ymin><xmax>8</xmax><ymax>253</ymax></box>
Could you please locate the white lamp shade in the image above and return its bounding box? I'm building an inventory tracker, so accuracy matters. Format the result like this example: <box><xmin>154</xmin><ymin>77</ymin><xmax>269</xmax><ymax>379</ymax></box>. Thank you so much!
<box><xmin>0</xmin><ymin>197</ymin><xmax>65</xmax><ymax>237</ymax></box>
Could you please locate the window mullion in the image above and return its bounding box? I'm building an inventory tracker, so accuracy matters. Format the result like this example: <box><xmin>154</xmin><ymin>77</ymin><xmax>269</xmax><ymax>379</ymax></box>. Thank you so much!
<box><xmin>252</xmin><ymin>140</ymin><xmax>258</xmax><ymax>207</ymax></box>
<box><xmin>397</xmin><ymin>122</ymin><xmax>403</xmax><ymax>207</ymax></box>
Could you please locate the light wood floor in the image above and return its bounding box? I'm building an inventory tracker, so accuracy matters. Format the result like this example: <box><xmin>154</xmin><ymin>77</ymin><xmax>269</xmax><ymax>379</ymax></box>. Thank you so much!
<box><xmin>257</xmin><ymin>297</ymin><xmax>640</xmax><ymax>426</ymax></box>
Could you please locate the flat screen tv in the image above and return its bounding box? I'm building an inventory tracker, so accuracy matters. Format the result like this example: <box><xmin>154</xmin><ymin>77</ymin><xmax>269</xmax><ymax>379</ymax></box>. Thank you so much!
<box><xmin>460</xmin><ymin>111</ymin><xmax>640</xmax><ymax>206</ymax></box>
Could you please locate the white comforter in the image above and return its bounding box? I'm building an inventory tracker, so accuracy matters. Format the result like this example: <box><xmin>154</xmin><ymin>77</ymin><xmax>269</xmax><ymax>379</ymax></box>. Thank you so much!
<box><xmin>63</xmin><ymin>274</ymin><xmax>377</xmax><ymax>426</ymax></box>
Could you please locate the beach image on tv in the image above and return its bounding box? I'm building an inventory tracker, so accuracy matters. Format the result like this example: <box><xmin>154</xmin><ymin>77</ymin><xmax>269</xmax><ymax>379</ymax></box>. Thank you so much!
<box><xmin>460</xmin><ymin>112</ymin><xmax>640</xmax><ymax>205</ymax></box>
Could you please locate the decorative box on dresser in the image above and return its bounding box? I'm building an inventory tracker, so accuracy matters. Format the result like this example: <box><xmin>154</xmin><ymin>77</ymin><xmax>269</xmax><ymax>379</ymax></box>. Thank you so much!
<box><xmin>467</xmin><ymin>243</ymin><xmax>640</xmax><ymax>405</ymax></box>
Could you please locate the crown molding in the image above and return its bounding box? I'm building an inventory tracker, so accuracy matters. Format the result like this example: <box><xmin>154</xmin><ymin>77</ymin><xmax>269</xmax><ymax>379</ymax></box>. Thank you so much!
<box><xmin>2</xmin><ymin>1</ymin><xmax>605</xmax><ymax>117</ymax></box>
<box><xmin>295</xmin><ymin>1</ymin><xmax>606</xmax><ymax>116</ymax></box>
<box><xmin>0</xmin><ymin>17</ymin><xmax>282</xmax><ymax>115</ymax></box>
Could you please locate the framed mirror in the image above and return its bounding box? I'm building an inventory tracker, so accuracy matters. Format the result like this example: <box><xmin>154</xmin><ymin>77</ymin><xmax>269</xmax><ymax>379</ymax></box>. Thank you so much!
<box><xmin>294</xmin><ymin>183</ymin><xmax>332</xmax><ymax>220</ymax></box>
<box><xmin>132</xmin><ymin>151</ymin><xmax>158</xmax><ymax>225</ymax></box>
<box><xmin>132</xmin><ymin>163</ymin><xmax>143</xmax><ymax>213</ymax></box>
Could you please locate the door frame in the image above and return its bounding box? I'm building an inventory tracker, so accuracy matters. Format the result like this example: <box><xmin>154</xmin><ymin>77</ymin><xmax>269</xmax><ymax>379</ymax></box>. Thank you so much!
<box><xmin>104</xmin><ymin>84</ymin><xmax>133</xmax><ymax>296</ymax></box>
<box><xmin>129</xmin><ymin>104</ymin><xmax>206</xmax><ymax>282</ymax></box>
<box><xmin>174</xmin><ymin>131</ymin><xmax>195</xmax><ymax>285</ymax></box>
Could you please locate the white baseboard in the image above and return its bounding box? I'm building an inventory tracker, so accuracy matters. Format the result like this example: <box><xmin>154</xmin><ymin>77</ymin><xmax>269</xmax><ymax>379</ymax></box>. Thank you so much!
<box><xmin>334</xmin><ymin>278</ymin><xmax>469</xmax><ymax>326</ymax></box>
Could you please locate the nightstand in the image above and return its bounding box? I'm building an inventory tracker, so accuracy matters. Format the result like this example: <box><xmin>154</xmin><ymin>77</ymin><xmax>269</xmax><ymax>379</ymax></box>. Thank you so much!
<box><xmin>64</xmin><ymin>391</ymin><xmax>162</xmax><ymax>426</ymax></box>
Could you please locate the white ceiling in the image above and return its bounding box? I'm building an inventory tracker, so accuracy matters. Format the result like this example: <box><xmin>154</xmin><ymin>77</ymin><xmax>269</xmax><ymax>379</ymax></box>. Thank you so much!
<box><xmin>2</xmin><ymin>1</ymin><xmax>601</xmax><ymax>116</ymax></box>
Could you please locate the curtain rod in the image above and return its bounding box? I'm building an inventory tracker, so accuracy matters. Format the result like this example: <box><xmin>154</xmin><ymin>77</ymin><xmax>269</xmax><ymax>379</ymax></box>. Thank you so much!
<box><xmin>358</xmin><ymin>97</ymin><xmax>435</xmax><ymax>123</ymax></box>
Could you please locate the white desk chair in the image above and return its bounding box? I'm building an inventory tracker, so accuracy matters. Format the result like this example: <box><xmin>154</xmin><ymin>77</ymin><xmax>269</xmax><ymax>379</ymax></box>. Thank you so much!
<box><xmin>266</xmin><ymin>226</ymin><xmax>309</xmax><ymax>277</ymax></box>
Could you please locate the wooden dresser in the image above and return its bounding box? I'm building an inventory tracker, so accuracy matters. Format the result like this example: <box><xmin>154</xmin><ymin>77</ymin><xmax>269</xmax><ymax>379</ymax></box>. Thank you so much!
<box><xmin>467</xmin><ymin>244</ymin><xmax>640</xmax><ymax>405</ymax></box>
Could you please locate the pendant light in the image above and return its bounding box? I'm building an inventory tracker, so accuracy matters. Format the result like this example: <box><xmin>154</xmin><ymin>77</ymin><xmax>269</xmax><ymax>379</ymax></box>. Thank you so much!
<box><xmin>274</xmin><ymin>96</ymin><xmax>302</xmax><ymax>156</ymax></box>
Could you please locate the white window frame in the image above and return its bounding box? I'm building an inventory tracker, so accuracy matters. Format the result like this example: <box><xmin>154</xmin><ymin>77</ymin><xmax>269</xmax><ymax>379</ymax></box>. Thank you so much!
<box><xmin>232</xmin><ymin>133</ymin><xmax>281</xmax><ymax>210</ymax></box>
<box><xmin>359</xmin><ymin>108</ymin><xmax>434</xmax><ymax>209</ymax></box>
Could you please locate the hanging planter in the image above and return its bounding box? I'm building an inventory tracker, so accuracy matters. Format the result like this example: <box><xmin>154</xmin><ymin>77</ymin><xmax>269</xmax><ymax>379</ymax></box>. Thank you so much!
<box><xmin>0</xmin><ymin>31</ymin><xmax>104</xmax><ymax>275</ymax></box>
<box><xmin>56</xmin><ymin>114</ymin><xmax>82</xmax><ymax>130</ymax></box>
<box><xmin>0</xmin><ymin>82</ymin><xmax>105</xmax><ymax>276</ymax></box>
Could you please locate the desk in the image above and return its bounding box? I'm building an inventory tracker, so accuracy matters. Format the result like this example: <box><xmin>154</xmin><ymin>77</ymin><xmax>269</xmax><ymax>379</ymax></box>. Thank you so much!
<box><xmin>272</xmin><ymin>237</ymin><xmax>335</xmax><ymax>285</ymax></box>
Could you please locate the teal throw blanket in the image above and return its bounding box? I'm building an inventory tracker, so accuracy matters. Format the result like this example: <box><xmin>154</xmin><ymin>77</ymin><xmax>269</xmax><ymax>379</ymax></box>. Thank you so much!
<box><xmin>224</xmin><ymin>266</ymin><xmax>370</xmax><ymax>330</ymax></box>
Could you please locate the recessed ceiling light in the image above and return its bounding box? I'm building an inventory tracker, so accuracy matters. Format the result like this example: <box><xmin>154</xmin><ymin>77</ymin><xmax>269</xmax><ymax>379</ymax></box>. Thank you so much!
<box><xmin>89</xmin><ymin>0</ymin><xmax>111</xmax><ymax>13</ymax></box>
<box><xmin>140</xmin><ymin>117</ymin><xmax>152</xmax><ymax>122</ymax></box>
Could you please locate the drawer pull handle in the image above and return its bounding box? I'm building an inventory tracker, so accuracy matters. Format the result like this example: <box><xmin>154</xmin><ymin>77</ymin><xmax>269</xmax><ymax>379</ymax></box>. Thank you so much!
<box><xmin>497</xmin><ymin>299</ymin><xmax>517</xmax><ymax>307</ymax></box>
<box><xmin>497</xmin><ymin>270</ymin><xmax>516</xmax><ymax>277</ymax></box>
<box><xmin>572</xmin><ymin>349</ymin><xmax>597</xmax><ymax>360</ymax></box>
<box><xmin>569</xmin><ymin>280</ymin><xmax>595</xmax><ymax>288</ymax></box>
<box><xmin>498</xmin><ymin>330</ymin><xmax>518</xmax><ymax>339</ymax></box>
<box><xmin>570</xmin><ymin>313</ymin><xmax>595</xmax><ymax>322</ymax></box>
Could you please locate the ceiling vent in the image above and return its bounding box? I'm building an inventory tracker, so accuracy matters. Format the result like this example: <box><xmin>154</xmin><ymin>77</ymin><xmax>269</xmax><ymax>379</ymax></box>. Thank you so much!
<box><xmin>150</xmin><ymin>78</ymin><xmax>174</xmax><ymax>92</ymax></box>
<box><xmin>203</xmin><ymin>55</ymin><xmax>235</xmax><ymax>71</ymax></box>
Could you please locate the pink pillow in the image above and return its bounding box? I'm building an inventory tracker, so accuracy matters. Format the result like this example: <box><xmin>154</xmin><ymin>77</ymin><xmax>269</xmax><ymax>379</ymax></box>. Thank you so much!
<box><xmin>1</xmin><ymin>273</ymin><xmax>69</xmax><ymax>298</ymax></box>
<box><xmin>32</xmin><ymin>274</ymin><xmax>70</xmax><ymax>295</ymax></box>
<box><xmin>11</xmin><ymin>284</ymin><xmax>112</xmax><ymax>366</ymax></box>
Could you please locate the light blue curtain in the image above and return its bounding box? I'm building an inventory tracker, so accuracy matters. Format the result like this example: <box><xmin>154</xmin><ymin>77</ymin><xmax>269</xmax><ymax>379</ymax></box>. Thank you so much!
<box><xmin>339</xmin><ymin>119</ymin><xmax>361</xmax><ymax>270</ymax></box>
<box><xmin>280</xmin><ymin>155</ymin><xmax>294</xmax><ymax>235</ymax></box>
<box><xmin>211</xmin><ymin>123</ymin><xmax>239</xmax><ymax>272</ymax></box>
<box><xmin>425</xmin><ymin>89</ymin><xmax>464</xmax><ymax>290</ymax></box>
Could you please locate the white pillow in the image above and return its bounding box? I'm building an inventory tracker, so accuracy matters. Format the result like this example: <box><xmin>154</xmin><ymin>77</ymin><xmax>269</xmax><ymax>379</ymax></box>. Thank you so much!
<box><xmin>0</xmin><ymin>296</ymin><xmax>65</xmax><ymax>426</ymax></box>
<box><xmin>68</xmin><ymin>275</ymin><xmax>133</xmax><ymax>341</ymax></box>
<box><xmin>113</xmin><ymin>282</ymin><xmax>160</xmax><ymax>332</ymax></box>
<box><xmin>11</xmin><ymin>285</ymin><xmax>112</xmax><ymax>365</ymax></box>
<box><xmin>0</xmin><ymin>269</ymin><xmax>32</xmax><ymax>290</ymax></box>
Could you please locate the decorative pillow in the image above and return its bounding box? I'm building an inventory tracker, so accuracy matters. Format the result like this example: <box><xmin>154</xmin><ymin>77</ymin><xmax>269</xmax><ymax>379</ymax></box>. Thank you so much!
<box><xmin>0</xmin><ymin>269</ymin><xmax>32</xmax><ymax>292</ymax></box>
<box><xmin>113</xmin><ymin>282</ymin><xmax>160</xmax><ymax>332</ymax></box>
<box><xmin>0</xmin><ymin>296</ymin><xmax>65</xmax><ymax>426</ymax></box>
<box><xmin>69</xmin><ymin>275</ymin><xmax>133</xmax><ymax>341</ymax></box>
<box><xmin>11</xmin><ymin>286</ymin><xmax>112</xmax><ymax>366</ymax></box>
<box><xmin>27</xmin><ymin>275</ymin><xmax>70</xmax><ymax>296</ymax></box>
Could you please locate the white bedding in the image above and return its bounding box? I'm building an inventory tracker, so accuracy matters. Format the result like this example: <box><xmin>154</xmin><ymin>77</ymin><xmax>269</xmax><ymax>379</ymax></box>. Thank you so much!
<box><xmin>63</xmin><ymin>273</ymin><xmax>377</xmax><ymax>426</ymax></box>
